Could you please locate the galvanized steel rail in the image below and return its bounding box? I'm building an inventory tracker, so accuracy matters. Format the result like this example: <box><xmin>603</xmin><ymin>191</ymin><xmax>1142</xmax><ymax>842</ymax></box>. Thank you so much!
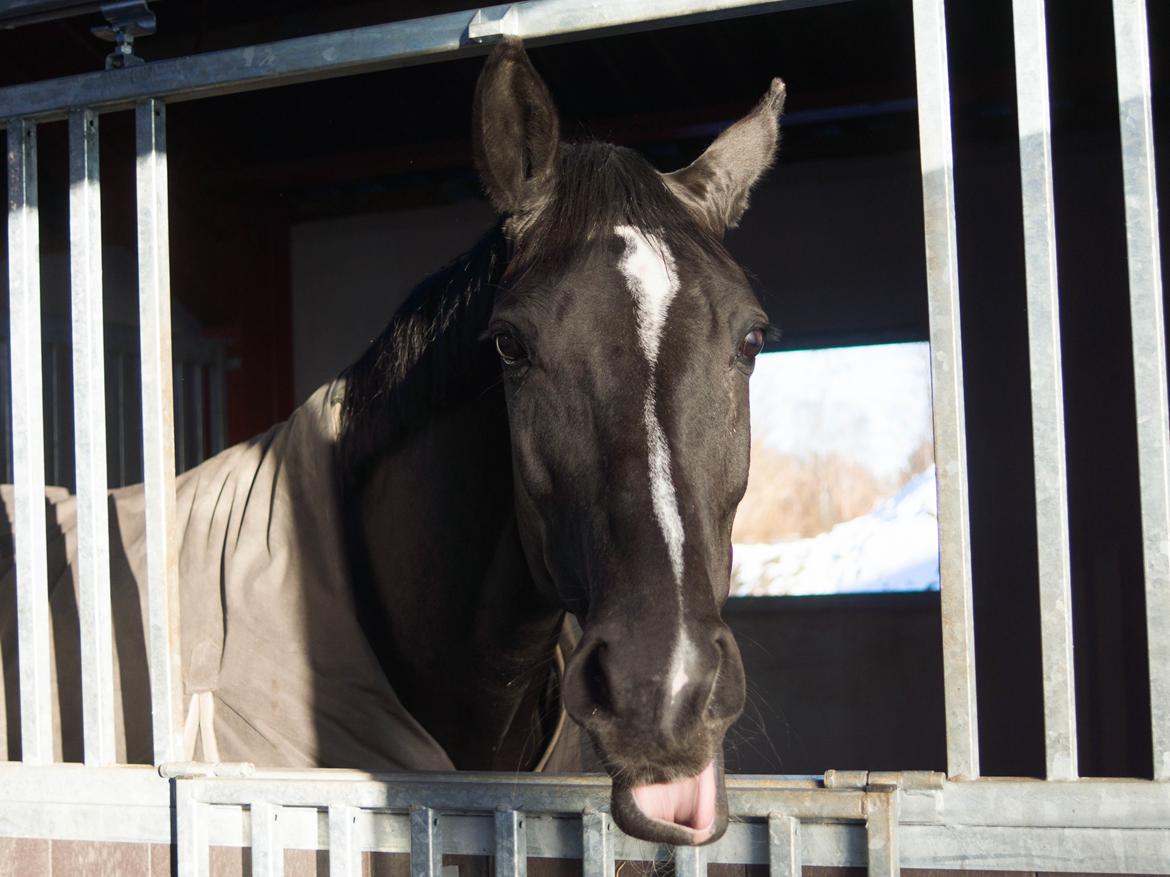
<box><xmin>0</xmin><ymin>0</ymin><xmax>1167</xmax><ymax>873</ymax></box>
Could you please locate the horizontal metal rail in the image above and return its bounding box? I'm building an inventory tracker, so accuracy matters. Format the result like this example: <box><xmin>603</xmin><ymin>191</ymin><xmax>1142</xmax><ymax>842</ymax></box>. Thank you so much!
<box><xmin>0</xmin><ymin>767</ymin><xmax>1167</xmax><ymax>873</ymax></box>
<box><xmin>0</xmin><ymin>0</ymin><xmax>844</xmax><ymax>123</ymax></box>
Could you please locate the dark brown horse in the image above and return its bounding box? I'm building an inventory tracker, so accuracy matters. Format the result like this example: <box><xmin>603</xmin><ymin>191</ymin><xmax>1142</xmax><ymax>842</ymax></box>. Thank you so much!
<box><xmin>338</xmin><ymin>39</ymin><xmax>784</xmax><ymax>846</ymax></box>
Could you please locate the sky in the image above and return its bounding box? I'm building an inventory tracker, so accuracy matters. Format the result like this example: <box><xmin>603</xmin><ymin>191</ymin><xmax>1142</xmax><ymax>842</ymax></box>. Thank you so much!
<box><xmin>748</xmin><ymin>341</ymin><xmax>935</xmax><ymax>481</ymax></box>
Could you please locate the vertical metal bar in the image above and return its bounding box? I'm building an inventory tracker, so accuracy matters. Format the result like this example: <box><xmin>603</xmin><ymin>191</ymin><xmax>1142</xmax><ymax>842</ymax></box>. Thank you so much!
<box><xmin>251</xmin><ymin>800</ymin><xmax>283</xmax><ymax>877</ymax></box>
<box><xmin>495</xmin><ymin>809</ymin><xmax>526</xmax><ymax>877</ymax></box>
<box><xmin>136</xmin><ymin>97</ymin><xmax>184</xmax><ymax>765</ymax></box>
<box><xmin>176</xmin><ymin>780</ymin><xmax>210</xmax><ymax>877</ymax></box>
<box><xmin>329</xmin><ymin>804</ymin><xmax>362</xmax><ymax>877</ymax></box>
<box><xmin>911</xmin><ymin>0</ymin><xmax>980</xmax><ymax>779</ymax></box>
<box><xmin>674</xmin><ymin>845</ymin><xmax>707</xmax><ymax>877</ymax></box>
<box><xmin>69</xmin><ymin>107</ymin><xmax>117</xmax><ymax>767</ymax></box>
<box><xmin>864</xmin><ymin>791</ymin><xmax>899</xmax><ymax>877</ymax></box>
<box><xmin>1112</xmin><ymin>0</ymin><xmax>1170</xmax><ymax>782</ymax></box>
<box><xmin>410</xmin><ymin>806</ymin><xmax>442</xmax><ymax>877</ymax></box>
<box><xmin>173</xmin><ymin>359</ymin><xmax>186</xmax><ymax>473</ymax></box>
<box><xmin>1011</xmin><ymin>0</ymin><xmax>1078</xmax><ymax>781</ymax></box>
<box><xmin>767</xmin><ymin>814</ymin><xmax>800</xmax><ymax>877</ymax></box>
<box><xmin>581</xmin><ymin>810</ymin><xmax>613</xmax><ymax>877</ymax></box>
<box><xmin>1</xmin><ymin>338</ymin><xmax>11</xmax><ymax>482</ymax></box>
<box><xmin>7</xmin><ymin>119</ymin><xmax>53</xmax><ymax>765</ymax></box>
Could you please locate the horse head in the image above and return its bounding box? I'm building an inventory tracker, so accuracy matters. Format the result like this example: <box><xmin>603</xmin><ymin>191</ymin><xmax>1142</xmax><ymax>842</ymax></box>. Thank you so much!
<box><xmin>473</xmin><ymin>39</ymin><xmax>785</xmax><ymax>847</ymax></box>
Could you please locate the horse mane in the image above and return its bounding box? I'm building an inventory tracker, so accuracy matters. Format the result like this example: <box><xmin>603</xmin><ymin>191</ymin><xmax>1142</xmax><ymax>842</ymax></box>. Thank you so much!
<box><xmin>336</xmin><ymin>142</ymin><xmax>731</xmax><ymax>483</ymax></box>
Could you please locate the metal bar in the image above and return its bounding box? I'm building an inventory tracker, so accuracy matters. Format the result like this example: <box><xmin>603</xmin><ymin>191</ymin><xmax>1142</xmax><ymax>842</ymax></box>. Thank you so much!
<box><xmin>865</xmin><ymin>791</ymin><xmax>899</xmax><ymax>877</ymax></box>
<box><xmin>177</xmin><ymin>780</ymin><xmax>211</xmax><ymax>877</ymax></box>
<box><xmin>251</xmin><ymin>800</ymin><xmax>283</xmax><ymax>877</ymax></box>
<box><xmin>1112</xmin><ymin>0</ymin><xmax>1170</xmax><ymax>782</ymax></box>
<box><xmin>581</xmin><ymin>810</ymin><xmax>613</xmax><ymax>877</ymax></box>
<box><xmin>173</xmin><ymin>359</ymin><xmax>186</xmax><ymax>473</ymax></box>
<box><xmin>136</xmin><ymin>97</ymin><xmax>184</xmax><ymax>765</ymax></box>
<box><xmin>0</xmin><ymin>0</ymin><xmax>845</xmax><ymax>123</ymax></box>
<box><xmin>411</xmin><ymin>806</ymin><xmax>442</xmax><ymax>877</ymax></box>
<box><xmin>1011</xmin><ymin>0</ymin><xmax>1078</xmax><ymax>781</ymax></box>
<box><xmin>768</xmin><ymin>813</ymin><xmax>800</xmax><ymax>877</ymax></box>
<box><xmin>495</xmin><ymin>809</ymin><xmax>526</xmax><ymax>877</ymax></box>
<box><xmin>68</xmin><ymin>106</ymin><xmax>116</xmax><ymax>767</ymax></box>
<box><xmin>329</xmin><ymin>804</ymin><xmax>362</xmax><ymax>877</ymax></box>
<box><xmin>910</xmin><ymin>0</ymin><xmax>979</xmax><ymax>780</ymax></box>
<box><xmin>7</xmin><ymin>119</ymin><xmax>53</xmax><ymax>765</ymax></box>
<box><xmin>675</xmin><ymin>844</ymin><xmax>707</xmax><ymax>877</ymax></box>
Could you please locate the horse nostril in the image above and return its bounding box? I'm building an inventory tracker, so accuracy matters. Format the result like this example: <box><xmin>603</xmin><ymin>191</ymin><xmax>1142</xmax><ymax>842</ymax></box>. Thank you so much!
<box><xmin>708</xmin><ymin>626</ymin><xmax>746</xmax><ymax>720</ymax></box>
<box><xmin>582</xmin><ymin>641</ymin><xmax>612</xmax><ymax>716</ymax></box>
<box><xmin>563</xmin><ymin>634</ymin><xmax>615</xmax><ymax>726</ymax></box>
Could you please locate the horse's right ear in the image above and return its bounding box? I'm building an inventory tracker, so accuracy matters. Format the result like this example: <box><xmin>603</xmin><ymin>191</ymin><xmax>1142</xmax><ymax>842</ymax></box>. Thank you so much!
<box><xmin>472</xmin><ymin>38</ymin><xmax>561</xmax><ymax>217</ymax></box>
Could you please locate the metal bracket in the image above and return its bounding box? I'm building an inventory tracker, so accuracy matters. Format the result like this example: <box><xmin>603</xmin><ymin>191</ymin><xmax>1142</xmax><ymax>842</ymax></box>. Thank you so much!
<box><xmin>91</xmin><ymin>0</ymin><xmax>156</xmax><ymax>69</ymax></box>
<box><xmin>467</xmin><ymin>5</ymin><xmax>520</xmax><ymax>43</ymax></box>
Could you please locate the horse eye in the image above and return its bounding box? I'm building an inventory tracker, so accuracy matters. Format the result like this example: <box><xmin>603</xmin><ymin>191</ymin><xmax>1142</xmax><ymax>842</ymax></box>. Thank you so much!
<box><xmin>494</xmin><ymin>332</ymin><xmax>527</xmax><ymax>365</ymax></box>
<box><xmin>739</xmin><ymin>328</ymin><xmax>765</xmax><ymax>360</ymax></box>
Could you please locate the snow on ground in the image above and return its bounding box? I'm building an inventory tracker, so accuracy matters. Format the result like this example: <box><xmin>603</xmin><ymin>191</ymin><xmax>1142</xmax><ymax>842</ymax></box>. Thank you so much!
<box><xmin>731</xmin><ymin>466</ymin><xmax>941</xmax><ymax>597</ymax></box>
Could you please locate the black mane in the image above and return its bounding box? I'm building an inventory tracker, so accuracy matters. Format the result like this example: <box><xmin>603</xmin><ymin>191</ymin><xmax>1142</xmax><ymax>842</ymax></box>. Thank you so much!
<box><xmin>336</xmin><ymin>142</ymin><xmax>730</xmax><ymax>482</ymax></box>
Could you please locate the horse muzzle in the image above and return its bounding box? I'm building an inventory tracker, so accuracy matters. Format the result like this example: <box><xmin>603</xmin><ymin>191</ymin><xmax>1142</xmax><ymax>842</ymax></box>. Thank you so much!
<box><xmin>562</xmin><ymin>619</ymin><xmax>746</xmax><ymax>845</ymax></box>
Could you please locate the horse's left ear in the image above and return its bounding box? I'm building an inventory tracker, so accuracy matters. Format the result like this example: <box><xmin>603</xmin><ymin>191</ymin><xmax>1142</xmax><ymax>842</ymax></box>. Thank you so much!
<box><xmin>472</xmin><ymin>37</ymin><xmax>561</xmax><ymax>217</ymax></box>
<box><xmin>663</xmin><ymin>79</ymin><xmax>786</xmax><ymax>237</ymax></box>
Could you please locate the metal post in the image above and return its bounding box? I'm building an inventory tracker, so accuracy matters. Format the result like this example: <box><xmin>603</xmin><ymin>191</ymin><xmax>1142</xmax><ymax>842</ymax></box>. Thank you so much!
<box><xmin>136</xmin><ymin>97</ymin><xmax>184</xmax><ymax>765</ymax></box>
<box><xmin>674</xmin><ymin>844</ymin><xmax>707</xmax><ymax>877</ymax></box>
<box><xmin>176</xmin><ymin>780</ymin><xmax>210</xmax><ymax>877</ymax></box>
<box><xmin>911</xmin><ymin>0</ymin><xmax>980</xmax><ymax>779</ymax></box>
<box><xmin>329</xmin><ymin>804</ymin><xmax>362</xmax><ymax>877</ymax></box>
<box><xmin>7</xmin><ymin>119</ymin><xmax>53</xmax><ymax>765</ymax></box>
<box><xmin>410</xmin><ymin>806</ymin><xmax>442</xmax><ymax>877</ymax></box>
<box><xmin>768</xmin><ymin>814</ymin><xmax>800</xmax><ymax>877</ymax></box>
<box><xmin>581</xmin><ymin>810</ymin><xmax>614</xmax><ymax>877</ymax></box>
<box><xmin>251</xmin><ymin>800</ymin><xmax>283</xmax><ymax>877</ymax></box>
<box><xmin>1111</xmin><ymin>0</ymin><xmax>1170</xmax><ymax>782</ymax></box>
<box><xmin>495</xmin><ymin>809</ymin><xmax>527</xmax><ymax>877</ymax></box>
<box><xmin>1011</xmin><ymin>0</ymin><xmax>1078</xmax><ymax>781</ymax></box>
<box><xmin>69</xmin><ymin>106</ymin><xmax>117</xmax><ymax>767</ymax></box>
<box><xmin>864</xmin><ymin>791</ymin><xmax>899</xmax><ymax>877</ymax></box>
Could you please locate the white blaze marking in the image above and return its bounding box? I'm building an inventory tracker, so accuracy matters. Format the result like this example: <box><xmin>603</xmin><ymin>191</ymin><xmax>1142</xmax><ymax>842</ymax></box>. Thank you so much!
<box><xmin>614</xmin><ymin>225</ymin><xmax>685</xmax><ymax>587</ymax></box>
<box><xmin>669</xmin><ymin>631</ymin><xmax>694</xmax><ymax>697</ymax></box>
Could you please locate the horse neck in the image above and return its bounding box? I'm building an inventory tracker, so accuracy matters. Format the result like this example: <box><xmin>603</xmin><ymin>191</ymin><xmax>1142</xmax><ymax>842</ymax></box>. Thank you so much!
<box><xmin>342</xmin><ymin>272</ymin><xmax>565</xmax><ymax>771</ymax></box>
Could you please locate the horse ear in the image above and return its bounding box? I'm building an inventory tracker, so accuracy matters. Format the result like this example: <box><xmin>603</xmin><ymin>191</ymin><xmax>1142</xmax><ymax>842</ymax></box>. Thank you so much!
<box><xmin>472</xmin><ymin>38</ymin><xmax>561</xmax><ymax>217</ymax></box>
<box><xmin>663</xmin><ymin>79</ymin><xmax>786</xmax><ymax>237</ymax></box>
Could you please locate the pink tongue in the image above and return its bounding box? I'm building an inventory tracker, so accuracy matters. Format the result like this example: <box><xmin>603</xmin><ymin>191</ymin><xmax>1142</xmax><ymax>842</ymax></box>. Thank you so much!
<box><xmin>630</xmin><ymin>760</ymin><xmax>717</xmax><ymax>843</ymax></box>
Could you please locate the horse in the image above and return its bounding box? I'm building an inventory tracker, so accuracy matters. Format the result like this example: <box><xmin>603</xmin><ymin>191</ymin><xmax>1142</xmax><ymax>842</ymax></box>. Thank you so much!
<box><xmin>0</xmin><ymin>38</ymin><xmax>784</xmax><ymax>850</ymax></box>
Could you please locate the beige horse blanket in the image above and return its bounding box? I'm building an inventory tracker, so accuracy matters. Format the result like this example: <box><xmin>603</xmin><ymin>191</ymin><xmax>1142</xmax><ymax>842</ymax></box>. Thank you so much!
<box><xmin>0</xmin><ymin>381</ymin><xmax>576</xmax><ymax>771</ymax></box>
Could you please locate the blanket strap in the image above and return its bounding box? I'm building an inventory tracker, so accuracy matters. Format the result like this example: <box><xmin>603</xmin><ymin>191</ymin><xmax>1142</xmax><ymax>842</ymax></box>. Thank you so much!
<box><xmin>181</xmin><ymin>690</ymin><xmax>221</xmax><ymax>762</ymax></box>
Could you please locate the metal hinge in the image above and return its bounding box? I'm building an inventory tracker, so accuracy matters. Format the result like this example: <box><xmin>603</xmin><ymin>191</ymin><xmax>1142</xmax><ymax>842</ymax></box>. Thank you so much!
<box><xmin>159</xmin><ymin>761</ymin><xmax>256</xmax><ymax>780</ymax></box>
<box><xmin>91</xmin><ymin>0</ymin><xmax>156</xmax><ymax>69</ymax></box>
<box><xmin>823</xmin><ymin>769</ymin><xmax>946</xmax><ymax>792</ymax></box>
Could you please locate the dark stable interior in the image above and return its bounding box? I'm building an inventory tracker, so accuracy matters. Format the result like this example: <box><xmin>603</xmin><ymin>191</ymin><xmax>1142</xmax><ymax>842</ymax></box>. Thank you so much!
<box><xmin>2</xmin><ymin>0</ymin><xmax>1168</xmax><ymax>779</ymax></box>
